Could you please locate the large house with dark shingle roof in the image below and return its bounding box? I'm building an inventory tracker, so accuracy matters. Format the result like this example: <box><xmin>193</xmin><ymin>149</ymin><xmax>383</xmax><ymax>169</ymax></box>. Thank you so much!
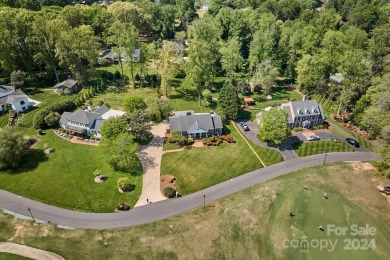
<box><xmin>256</xmin><ymin>100</ymin><xmax>324</xmax><ymax>129</ymax></box>
<box><xmin>60</xmin><ymin>105</ymin><xmax>125</xmax><ymax>137</ymax></box>
<box><xmin>168</xmin><ymin>110</ymin><xmax>223</xmax><ymax>139</ymax></box>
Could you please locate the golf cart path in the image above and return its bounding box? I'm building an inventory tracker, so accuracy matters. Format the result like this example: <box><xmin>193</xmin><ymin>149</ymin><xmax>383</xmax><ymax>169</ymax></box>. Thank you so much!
<box><xmin>135</xmin><ymin>123</ymin><xmax>167</xmax><ymax>207</ymax></box>
<box><xmin>0</xmin><ymin>152</ymin><xmax>380</xmax><ymax>229</ymax></box>
<box><xmin>0</xmin><ymin>242</ymin><xmax>64</xmax><ymax>260</ymax></box>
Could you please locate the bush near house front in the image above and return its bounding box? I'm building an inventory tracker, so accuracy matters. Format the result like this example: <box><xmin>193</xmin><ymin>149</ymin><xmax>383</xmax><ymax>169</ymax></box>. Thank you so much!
<box><xmin>164</xmin><ymin>187</ymin><xmax>176</xmax><ymax>198</ymax></box>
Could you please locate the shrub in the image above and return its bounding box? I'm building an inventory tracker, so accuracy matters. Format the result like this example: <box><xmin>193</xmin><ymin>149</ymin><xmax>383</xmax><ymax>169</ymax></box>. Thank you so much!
<box><xmin>293</xmin><ymin>127</ymin><xmax>303</xmax><ymax>132</ymax></box>
<box><xmin>37</xmin><ymin>129</ymin><xmax>43</xmax><ymax>135</ymax></box>
<box><xmin>90</xmin><ymin>136</ymin><xmax>95</xmax><ymax>141</ymax></box>
<box><xmin>93</xmin><ymin>169</ymin><xmax>102</xmax><ymax>177</ymax></box>
<box><xmin>117</xmin><ymin>177</ymin><xmax>134</xmax><ymax>192</ymax></box>
<box><xmin>77</xmin><ymin>137</ymin><xmax>83</xmax><ymax>140</ymax></box>
<box><xmin>95</xmin><ymin>137</ymin><xmax>100</xmax><ymax>141</ymax></box>
<box><xmin>167</xmin><ymin>137</ymin><xmax>174</xmax><ymax>143</ymax></box>
<box><xmin>187</xmin><ymin>137</ymin><xmax>194</xmax><ymax>145</ymax></box>
<box><xmin>164</xmin><ymin>187</ymin><xmax>176</xmax><ymax>198</ymax></box>
<box><xmin>225</xmin><ymin>134</ymin><xmax>235</xmax><ymax>143</ymax></box>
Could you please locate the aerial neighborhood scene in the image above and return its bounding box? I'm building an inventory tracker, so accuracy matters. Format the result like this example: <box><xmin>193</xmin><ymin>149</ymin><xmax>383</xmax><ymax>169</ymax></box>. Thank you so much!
<box><xmin>0</xmin><ymin>0</ymin><xmax>390</xmax><ymax>259</ymax></box>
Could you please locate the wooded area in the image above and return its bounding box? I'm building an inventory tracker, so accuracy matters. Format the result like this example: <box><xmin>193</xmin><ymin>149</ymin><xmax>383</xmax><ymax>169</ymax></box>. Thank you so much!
<box><xmin>0</xmin><ymin>1</ymin><xmax>389</xmax><ymax>146</ymax></box>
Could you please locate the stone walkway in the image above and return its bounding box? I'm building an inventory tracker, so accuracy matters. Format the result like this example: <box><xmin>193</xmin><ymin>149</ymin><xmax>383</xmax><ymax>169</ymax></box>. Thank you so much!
<box><xmin>135</xmin><ymin>123</ymin><xmax>168</xmax><ymax>207</ymax></box>
<box><xmin>0</xmin><ymin>242</ymin><xmax>64</xmax><ymax>260</ymax></box>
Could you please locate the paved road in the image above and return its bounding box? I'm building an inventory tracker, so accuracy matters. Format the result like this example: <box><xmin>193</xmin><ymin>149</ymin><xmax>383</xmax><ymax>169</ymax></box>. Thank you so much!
<box><xmin>0</xmin><ymin>152</ymin><xmax>380</xmax><ymax>229</ymax></box>
<box><xmin>236</xmin><ymin>120</ymin><xmax>298</xmax><ymax>160</ymax></box>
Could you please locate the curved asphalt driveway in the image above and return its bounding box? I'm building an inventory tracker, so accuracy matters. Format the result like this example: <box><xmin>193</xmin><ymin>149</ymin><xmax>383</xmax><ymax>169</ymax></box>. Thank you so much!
<box><xmin>0</xmin><ymin>152</ymin><xmax>380</xmax><ymax>229</ymax></box>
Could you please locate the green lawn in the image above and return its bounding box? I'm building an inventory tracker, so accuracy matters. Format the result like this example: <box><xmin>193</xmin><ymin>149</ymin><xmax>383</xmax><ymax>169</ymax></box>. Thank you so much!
<box><xmin>245</xmin><ymin>136</ymin><xmax>284</xmax><ymax>166</ymax></box>
<box><xmin>0</xmin><ymin>163</ymin><xmax>389</xmax><ymax>259</ymax></box>
<box><xmin>248</xmin><ymin>86</ymin><xmax>302</xmax><ymax>110</ymax></box>
<box><xmin>161</xmin><ymin>124</ymin><xmax>262</xmax><ymax>195</ymax></box>
<box><xmin>0</xmin><ymin>114</ymin><xmax>8</xmax><ymax>127</ymax></box>
<box><xmin>19</xmin><ymin>90</ymin><xmax>74</xmax><ymax>128</ymax></box>
<box><xmin>0</xmin><ymin>253</ymin><xmax>32</xmax><ymax>260</ymax></box>
<box><xmin>0</xmin><ymin>131</ymin><xmax>142</xmax><ymax>212</ymax></box>
<box><xmin>163</xmin><ymin>142</ymin><xmax>182</xmax><ymax>151</ymax></box>
<box><xmin>293</xmin><ymin>140</ymin><xmax>354</xmax><ymax>157</ymax></box>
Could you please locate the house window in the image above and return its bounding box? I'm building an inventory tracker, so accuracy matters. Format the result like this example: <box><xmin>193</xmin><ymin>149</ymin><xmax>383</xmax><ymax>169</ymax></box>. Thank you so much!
<box><xmin>22</xmin><ymin>106</ymin><xmax>26</xmax><ymax>111</ymax></box>
<box><xmin>20</xmin><ymin>100</ymin><xmax>25</xmax><ymax>105</ymax></box>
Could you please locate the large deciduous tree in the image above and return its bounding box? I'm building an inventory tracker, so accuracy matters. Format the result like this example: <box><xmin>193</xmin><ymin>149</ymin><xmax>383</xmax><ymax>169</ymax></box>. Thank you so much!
<box><xmin>56</xmin><ymin>25</ymin><xmax>98</xmax><ymax>85</ymax></box>
<box><xmin>258</xmin><ymin>108</ymin><xmax>291</xmax><ymax>145</ymax></box>
<box><xmin>103</xmin><ymin>132</ymin><xmax>141</xmax><ymax>174</ymax></box>
<box><xmin>126</xmin><ymin>110</ymin><xmax>152</xmax><ymax>143</ymax></box>
<box><xmin>0</xmin><ymin>129</ymin><xmax>29</xmax><ymax>170</ymax></box>
<box><xmin>123</xmin><ymin>96</ymin><xmax>147</xmax><ymax>114</ymax></box>
<box><xmin>252</xmin><ymin>59</ymin><xmax>279</xmax><ymax>95</ymax></box>
<box><xmin>219</xmin><ymin>37</ymin><xmax>244</xmax><ymax>81</ymax></box>
<box><xmin>158</xmin><ymin>41</ymin><xmax>179</xmax><ymax>97</ymax></box>
<box><xmin>217</xmin><ymin>81</ymin><xmax>241</xmax><ymax>121</ymax></box>
<box><xmin>100</xmin><ymin>116</ymin><xmax>128</xmax><ymax>141</ymax></box>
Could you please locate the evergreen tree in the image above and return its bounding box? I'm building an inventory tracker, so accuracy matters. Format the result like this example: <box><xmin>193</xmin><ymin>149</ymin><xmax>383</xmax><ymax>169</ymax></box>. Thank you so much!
<box><xmin>217</xmin><ymin>81</ymin><xmax>241</xmax><ymax>121</ymax></box>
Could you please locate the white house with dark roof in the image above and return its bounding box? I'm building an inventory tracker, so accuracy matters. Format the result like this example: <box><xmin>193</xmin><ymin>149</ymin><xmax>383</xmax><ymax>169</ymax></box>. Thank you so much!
<box><xmin>0</xmin><ymin>85</ymin><xmax>31</xmax><ymax>114</ymax></box>
<box><xmin>168</xmin><ymin>110</ymin><xmax>223</xmax><ymax>139</ymax></box>
<box><xmin>59</xmin><ymin>105</ymin><xmax>126</xmax><ymax>137</ymax></box>
<box><xmin>256</xmin><ymin>100</ymin><xmax>324</xmax><ymax>129</ymax></box>
<box><xmin>101</xmin><ymin>49</ymin><xmax>141</xmax><ymax>64</ymax></box>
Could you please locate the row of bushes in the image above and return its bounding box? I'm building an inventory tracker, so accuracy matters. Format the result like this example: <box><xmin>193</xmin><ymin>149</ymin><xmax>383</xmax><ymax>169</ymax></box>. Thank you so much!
<box><xmin>166</xmin><ymin>136</ymin><xmax>194</xmax><ymax>146</ymax></box>
<box><xmin>33</xmin><ymin>100</ymin><xmax>77</xmax><ymax>129</ymax></box>
<box><xmin>202</xmin><ymin>134</ymin><xmax>236</xmax><ymax>146</ymax></box>
<box><xmin>293</xmin><ymin>125</ymin><xmax>325</xmax><ymax>132</ymax></box>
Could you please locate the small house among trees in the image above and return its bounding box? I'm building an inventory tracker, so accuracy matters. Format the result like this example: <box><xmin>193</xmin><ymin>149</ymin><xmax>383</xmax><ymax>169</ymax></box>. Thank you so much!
<box><xmin>0</xmin><ymin>85</ymin><xmax>31</xmax><ymax>114</ymax></box>
<box><xmin>53</xmin><ymin>79</ymin><xmax>79</xmax><ymax>94</ymax></box>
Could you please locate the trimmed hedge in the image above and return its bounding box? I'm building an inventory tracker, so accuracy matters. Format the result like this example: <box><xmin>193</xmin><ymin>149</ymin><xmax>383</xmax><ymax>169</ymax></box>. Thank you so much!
<box><xmin>33</xmin><ymin>100</ymin><xmax>77</xmax><ymax>129</ymax></box>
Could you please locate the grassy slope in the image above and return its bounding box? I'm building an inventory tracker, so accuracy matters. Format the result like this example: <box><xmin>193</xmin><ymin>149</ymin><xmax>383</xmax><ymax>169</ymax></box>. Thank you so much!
<box><xmin>161</xmin><ymin>124</ymin><xmax>262</xmax><ymax>195</ymax></box>
<box><xmin>0</xmin><ymin>131</ymin><xmax>142</xmax><ymax>212</ymax></box>
<box><xmin>0</xmin><ymin>163</ymin><xmax>389</xmax><ymax>259</ymax></box>
<box><xmin>293</xmin><ymin>140</ymin><xmax>354</xmax><ymax>157</ymax></box>
<box><xmin>0</xmin><ymin>253</ymin><xmax>32</xmax><ymax>260</ymax></box>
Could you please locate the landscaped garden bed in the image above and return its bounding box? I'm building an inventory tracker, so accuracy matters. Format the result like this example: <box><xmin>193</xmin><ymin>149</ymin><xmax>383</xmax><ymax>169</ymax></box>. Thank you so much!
<box><xmin>202</xmin><ymin>134</ymin><xmax>236</xmax><ymax>146</ymax></box>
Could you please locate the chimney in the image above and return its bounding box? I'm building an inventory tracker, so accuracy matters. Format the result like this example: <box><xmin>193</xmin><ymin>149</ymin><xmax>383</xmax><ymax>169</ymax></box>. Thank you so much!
<box><xmin>87</xmin><ymin>105</ymin><xmax>92</xmax><ymax>112</ymax></box>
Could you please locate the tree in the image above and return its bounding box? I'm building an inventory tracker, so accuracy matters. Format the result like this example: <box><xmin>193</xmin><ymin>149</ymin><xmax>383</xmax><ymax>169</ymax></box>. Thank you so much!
<box><xmin>252</xmin><ymin>59</ymin><xmax>279</xmax><ymax>95</ymax></box>
<box><xmin>44</xmin><ymin>112</ymin><xmax>61</xmax><ymax>128</ymax></box>
<box><xmin>103</xmin><ymin>132</ymin><xmax>141</xmax><ymax>174</ymax></box>
<box><xmin>158</xmin><ymin>40</ymin><xmax>179</xmax><ymax>97</ymax></box>
<box><xmin>107</xmin><ymin>20</ymin><xmax>138</xmax><ymax>83</ymax></box>
<box><xmin>56</xmin><ymin>25</ymin><xmax>99</xmax><ymax>84</ymax></box>
<box><xmin>126</xmin><ymin>110</ymin><xmax>152</xmax><ymax>143</ymax></box>
<box><xmin>374</xmin><ymin>147</ymin><xmax>390</xmax><ymax>179</ymax></box>
<box><xmin>123</xmin><ymin>96</ymin><xmax>147</xmax><ymax>114</ymax></box>
<box><xmin>186</xmin><ymin>18</ymin><xmax>219</xmax><ymax>106</ymax></box>
<box><xmin>219</xmin><ymin>37</ymin><xmax>244</xmax><ymax>81</ymax></box>
<box><xmin>217</xmin><ymin>81</ymin><xmax>241</xmax><ymax>121</ymax></box>
<box><xmin>0</xmin><ymin>129</ymin><xmax>29</xmax><ymax>170</ymax></box>
<box><xmin>100</xmin><ymin>117</ymin><xmax>128</xmax><ymax>140</ymax></box>
<box><xmin>258</xmin><ymin>108</ymin><xmax>291</xmax><ymax>145</ymax></box>
<box><xmin>10</xmin><ymin>70</ymin><xmax>27</xmax><ymax>88</ymax></box>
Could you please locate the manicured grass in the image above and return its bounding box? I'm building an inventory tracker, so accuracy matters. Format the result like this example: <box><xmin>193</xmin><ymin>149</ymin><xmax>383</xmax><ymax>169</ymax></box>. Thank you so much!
<box><xmin>161</xmin><ymin>124</ymin><xmax>262</xmax><ymax>195</ymax></box>
<box><xmin>248</xmin><ymin>86</ymin><xmax>302</xmax><ymax>110</ymax></box>
<box><xmin>245</xmin><ymin>136</ymin><xmax>284</xmax><ymax>166</ymax></box>
<box><xmin>0</xmin><ymin>163</ymin><xmax>389</xmax><ymax>259</ymax></box>
<box><xmin>163</xmin><ymin>142</ymin><xmax>182</xmax><ymax>151</ymax></box>
<box><xmin>292</xmin><ymin>140</ymin><xmax>354</xmax><ymax>157</ymax></box>
<box><xmin>0</xmin><ymin>253</ymin><xmax>32</xmax><ymax>260</ymax></box>
<box><xmin>0</xmin><ymin>131</ymin><xmax>142</xmax><ymax>212</ymax></box>
<box><xmin>19</xmin><ymin>90</ymin><xmax>74</xmax><ymax>128</ymax></box>
<box><xmin>0</xmin><ymin>114</ymin><xmax>8</xmax><ymax>127</ymax></box>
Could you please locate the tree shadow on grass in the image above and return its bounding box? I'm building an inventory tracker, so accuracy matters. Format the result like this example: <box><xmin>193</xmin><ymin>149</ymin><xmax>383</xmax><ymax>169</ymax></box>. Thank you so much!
<box><xmin>10</xmin><ymin>149</ymin><xmax>48</xmax><ymax>174</ymax></box>
<box><xmin>170</xmin><ymin>88</ymin><xmax>198</xmax><ymax>101</ymax></box>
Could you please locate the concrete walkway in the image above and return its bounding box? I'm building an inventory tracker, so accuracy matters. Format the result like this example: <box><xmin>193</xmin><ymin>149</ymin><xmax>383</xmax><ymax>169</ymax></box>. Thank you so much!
<box><xmin>134</xmin><ymin>123</ymin><xmax>167</xmax><ymax>207</ymax></box>
<box><xmin>0</xmin><ymin>242</ymin><xmax>64</xmax><ymax>260</ymax></box>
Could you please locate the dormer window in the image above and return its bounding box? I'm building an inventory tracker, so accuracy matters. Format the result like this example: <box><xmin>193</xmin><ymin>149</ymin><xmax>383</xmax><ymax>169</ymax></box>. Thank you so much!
<box><xmin>305</xmin><ymin>109</ymin><xmax>310</xmax><ymax>114</ymax></box>
<box><xmin>20</xmin><ymin>100</ymin><xmax>25</xmax><ymax>105</ymax></box>
<box><xmin>297</xmin><ymin>108</ymin><xmax>303</xmax><ymax>114</ymax></box>
<box><xmin>313</xmin><ymin>108</ymin><xmax>318</xmax><ymax>113</ymax></box>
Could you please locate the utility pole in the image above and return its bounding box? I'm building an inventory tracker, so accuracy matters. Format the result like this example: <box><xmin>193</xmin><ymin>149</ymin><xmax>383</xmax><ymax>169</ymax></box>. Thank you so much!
<box><xmin>203</xmin><ymin>195</ymin><xmax>206</xmax><ymax>207</ymax></box>
<box><xmin>27</xmin><ymin>208</ymin><xmax>37</xmax><ymax>224</ymax></box>
<box><xmin>323</xmin><ymin>153</ymin><xmax>328</xmax><ymax>166</ymax></box>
